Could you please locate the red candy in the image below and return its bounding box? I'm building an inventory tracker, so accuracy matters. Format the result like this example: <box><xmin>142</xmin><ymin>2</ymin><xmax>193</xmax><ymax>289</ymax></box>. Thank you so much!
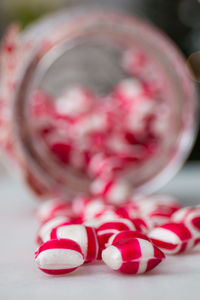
<box><xmin>102</xmin><ymin>238</ymin><xmax>165</xmax><ymax>274</ymax></box>
<box><xmin>35</xmin><ymin>239</ymin><xmax>84</xmax><ymax>275</ymax></box>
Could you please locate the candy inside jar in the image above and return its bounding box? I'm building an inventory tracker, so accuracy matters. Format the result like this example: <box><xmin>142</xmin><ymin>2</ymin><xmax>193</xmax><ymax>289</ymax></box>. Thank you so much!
<box><xmin>0</xmin><ymin>9</ymin><xmax>197</xmax><ymax>201</ymax></box>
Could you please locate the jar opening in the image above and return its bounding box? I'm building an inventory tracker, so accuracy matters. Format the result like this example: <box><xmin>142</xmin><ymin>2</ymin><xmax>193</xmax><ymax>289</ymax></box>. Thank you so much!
<box><xmin>12</xmin><ymin>10</ymin><xmax>197</xmax><ymax>197</ymax></box>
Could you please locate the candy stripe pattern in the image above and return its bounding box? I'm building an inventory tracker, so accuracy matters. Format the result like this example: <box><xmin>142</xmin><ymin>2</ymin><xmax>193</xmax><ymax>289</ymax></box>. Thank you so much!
<box><xmin>97</xmin><ymin>219</ymin><xmax>137</xmax><ymax>257</ymax></box>
<box><xmin>108</xmin><ymin>230</ymin><xmax>150</xmax><ymax>247</ymax></box>
<box><xmin>172</xmin><ymin>206</ymin><xmax>200</xmax><ymax>237</ymax></box>
<box><xmin>90</xmin><ymin>178</ymin><xmax>131</xmax><ymax>205</ymax></box>
<box><xmin>102</xmin><ymin>238</ymin><xmax>165</xmax><ymax>274</ymax></box>
<box><xmin>35</xmin><ymin>199</ymin><xmax>72</xmax><ymax>223</ymax></box>
<box><xmin>148</xmin><ymin>222</ymin><xmax>194</xmax><ymax>255</ymax></box>
<box><xmin>51</xmin><ymin>224</ymin><xmax>98</xmax><ymax>262</ymax></box>
<box><xmin>35</xmin><ymin>239</ymin><xmax>84</xmax><ymax>275</ymax></box>
<box><xmin>36</xmin><ymin>216</ymin><xmax>70</xmax><ymax>245</ymax></box>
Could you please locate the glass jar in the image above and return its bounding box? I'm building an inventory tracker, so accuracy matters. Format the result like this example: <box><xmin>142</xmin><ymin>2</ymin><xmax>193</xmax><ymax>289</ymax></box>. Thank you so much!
<box><xmin>0</xmin><ymin>8</ymin><xmax>197</xmax><ymax>200</ymax></box>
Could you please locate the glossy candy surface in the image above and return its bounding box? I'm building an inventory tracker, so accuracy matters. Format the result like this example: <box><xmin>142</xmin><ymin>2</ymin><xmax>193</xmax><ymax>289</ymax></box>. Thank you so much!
<box><xmin>148</xmin><ymin>222</ymin><xmax>195</xmax><ymax>255</ymax></box>
<box><xmin>35</xmin><ymin>239</ymin><xmax>84</xmax><ymax>275</ymax></box>
<box><xmin>102</xmin><ymin>238</ymin><xmax>165</xmax><ymax>274</ymax></box>
<box><xmin>107</xmin><ymin>230</ymin><xmax>150</xmax><ymax>247</ymax></box>
<box><xmin>51</xmin><ymin>224</ymin><xmax>98</xmax><ymax>262</ymax></box>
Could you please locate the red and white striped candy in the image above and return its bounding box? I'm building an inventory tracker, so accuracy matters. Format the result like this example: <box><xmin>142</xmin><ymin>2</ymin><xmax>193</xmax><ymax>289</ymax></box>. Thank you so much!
<box><xmin>84</xmin><ymin>208</ymin><xmax>120</xmax><ymax>228</ymax></box>
<box><xmin>121</xmin><ymin>48</ymin><xmax>148</xmax><ymax>76</ymax></box>
<box><xmin>31</xmin><ymin>89</ymin><xmax>54</xmax><ymax>119</ymax></box>
<box><xmin>72</xmin><ymin>195</ymin><xmax>106</xmax><ymax>219</ymax></box>
<box><xmin>121</xmin><ymin>48</ymin><xmax>163</xmax><ymax>95</ymax></box>
<box><xmin>55</xmin><ymin>87</ymin><xmax>94</xmax><ymax>118</ymax></box>
<box><xmin>172</xmin><ymin>206</ymin><xmax>200</xmax><ymax>237</ymax></box>
<box><xmin>148</xmin><ymin>222</ymin><xmax>195</xmax><ymax>255</ymax></box>
<box><xmin>134</xmin><ymin>194</ymin><xmax>181</xmax><ymax>228</ymax></box>
<box><xmin>90</xmin><ymin>177</ymin><xmax>131</xmax><ymax>205</ymax></box>
<box><xmin>102</xmin><ymin>238</ymin><xmax>165</xmax><ymax>274</ymax></box>
<box><xmin>113</xmin><ymin>78</ymin><xmax>145</xmax><ymax>106</ymax></box>
<box><xmin>35</xmin><ymin>199</ymin><xmax>72</xmax><ymax>223</ymax></box>
<box><xmin>71</xmin><ymin>110</ymin><xmax>109</xmax><ymax>140</ymax></box>
<box><xmin>83</xmin><ymin>198</ymin><xmax>106</xmax><ymax>221</ymax></box>
<box><xmin>146</xmin><ymin>209</ymin><xmax>175</xmax><ymax>228</ymax></box>
<box><xmin>116</xmin><ymin>201</ymin><xmax>140</xmax><ymax>219</ymax></box>
<box><xmin>97</xmin><ymin>218</ymin><xmax>137</xmax><ymax>255</ymax></box>
<box><xmin>136</xmin><ymin>194</ymin><xmax>181</xmax><ymax>217</ymax></box>
<box><xmin>128</xmin><ymin>217</ymin><xmax>149</xmax><ymax>233</ymax></box>
<box><xmin>88</xmin><ymin>153</ymin><xmax>123</xmax><ymax>178</ymax></box>
<box><xmin>71</xmin><ymin>196</ymin><xmax>91</xmax><ymax>218</ymax></box>
<box><xmin>107</xmin><ymin>230</ymin><xmax>150</xmax><ymax>247</ymax></box>
<box><xmin>36</xmin><ymin>216</ymin><xmax>71</xmax><ymax>245</ymax></box>
<box><xmin>35</xmin><ymin>239</ymin><xmax>84</xmax><ymax>275</ymax></box>
<box><xmin>51</xmin><ymin>224</ymin><xmax>98</xmax><ymax>262</ymax></box>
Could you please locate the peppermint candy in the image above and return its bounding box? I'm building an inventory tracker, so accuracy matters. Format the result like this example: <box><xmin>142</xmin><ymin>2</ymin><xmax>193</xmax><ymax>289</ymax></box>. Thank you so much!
<box><xmin>172</xmin><ymin>206</ymin><xmax>200</xmax><ymax>237</ymax></box>
<box><xmin>35</xmin><ymin>239</ymin><xmax>84</xmax><ymax>275</ymax></box>
<box><xmin>50</xmin><ymin>224</ymin><xmax>98</xmax><ymax>262</ymax></box>
<box><xmin>35</xmin><ymin>198</ymin><xmax>72</xmax><ymax>223</ymax></box>
<box><xmin>107</xmin><ymin>230</ymin><xmax>150</xmax><ymax>247</ymax></box>
<box><xmin>55</xmin><ymin>87</ymin><xmax>94</xmax><ymax>118</ymax></box>
<box><xmin>90</xmin><ymin>177</ymin><xmax>132</xmax><ymax>205</ymax></box>
<box><xmin>36</xmin><ymin>216</ymin><xmax>71</xmax><ymax>245</ymax></box>
<box><xmin>97</xmin><ymin>219</ymin><xmax>137</xmax><ymax>256</ymax></box>
<box><xmin>102</xmin><ymin>238</ymin><xmax>165</xmax><ymax>274</ymax></box>
<box><xmin>148</xmin><ymin>222</ymin><xmax>195</xmax><ymax>255</ymax></box>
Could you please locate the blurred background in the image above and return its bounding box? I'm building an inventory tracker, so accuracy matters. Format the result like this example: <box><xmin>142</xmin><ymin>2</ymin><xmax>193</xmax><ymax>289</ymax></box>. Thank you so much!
<box><xmin>0</xmin><ymin>0</ymin><xmax>199</xmax><ymax>161</ymax></box>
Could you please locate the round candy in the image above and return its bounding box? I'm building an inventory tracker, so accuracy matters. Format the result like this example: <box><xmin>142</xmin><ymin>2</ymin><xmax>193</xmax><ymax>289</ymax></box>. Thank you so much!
<box><xmin>35</xmin><ymin>239</ymin><xmax>84</xmax><ymax>275</ymax></box>
<box><xmin>102</xmin><ymin>238</ymin><xmax>165</xmax><ymax>274</ymax></box>
<box><xmin>51</xmin><ymin>224</ymin><xmax>99</xmax><ymax>262</ymax></box>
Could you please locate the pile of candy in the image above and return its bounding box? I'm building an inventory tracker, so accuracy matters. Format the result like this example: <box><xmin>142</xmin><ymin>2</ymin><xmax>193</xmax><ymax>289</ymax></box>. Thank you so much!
<box><xmin>0</xmin><ymin>25</ymin><xmax>172</xmax><ymax>202</ymax></box>
<box><xmin>34</xmin><ymin>194</ymin><xmax>200</xmax><ymax>275</ymax></box>
<box><xmin>2</xmin><ymin>25</ymin><xmax>197</xmax><ymax>277</ymax></box>
<box><xmin>30</xmin><ymin>46</ymin><xmax>168</xmax><ymax>202</ymax></box>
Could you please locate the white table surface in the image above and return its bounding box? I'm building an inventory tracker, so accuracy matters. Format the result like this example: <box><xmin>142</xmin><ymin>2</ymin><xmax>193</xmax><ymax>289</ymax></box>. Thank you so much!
<box><xmin>0</xmin><ymin>163</ymin><xmax>200</xmax><ymax>300</ymax></box>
